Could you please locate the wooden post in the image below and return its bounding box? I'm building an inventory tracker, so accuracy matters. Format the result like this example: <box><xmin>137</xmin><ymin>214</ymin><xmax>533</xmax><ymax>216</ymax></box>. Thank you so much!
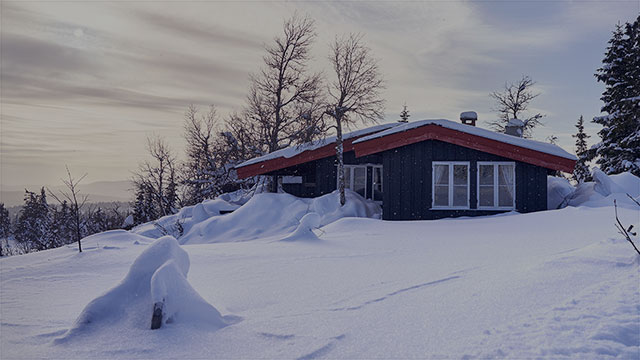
<box><xmin>151</xmin><ymin>301</ymin><xmax>163</xmax><ymax>330</ymax></box>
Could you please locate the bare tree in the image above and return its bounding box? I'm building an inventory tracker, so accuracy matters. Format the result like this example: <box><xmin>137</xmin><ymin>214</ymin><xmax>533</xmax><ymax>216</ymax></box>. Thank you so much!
<box><xmin>325</xmin><ymin>33</ymin><xmax>385</xmax><ymax>206</ymax></box>
<box><xmin>244</xmin><ymin>13</ymin><xmax>325</xmax><ymax>163</ymax></box>
<box><xmin>181</xmin><ymin>104</ymin><xmax>254</xmax><ymax>204</ymax></box>
<box><xmin>489</xmin><ymin>76</ymin><xmax>544</xmax><ymax>138</ymax></box>
<box><xmin>133</xmin><ymin>136</ymin><xmax>178</xmax><ymax>218</ymax></box>
<box><xmin>48</xmin><ymin>166</ymin><xmax>89</xmax><ymax>253</ymax></box>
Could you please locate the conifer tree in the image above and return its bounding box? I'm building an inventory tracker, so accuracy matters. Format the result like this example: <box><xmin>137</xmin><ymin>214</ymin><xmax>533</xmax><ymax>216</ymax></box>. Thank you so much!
<box><xmin>591</xmin><ymin>17</ymin><xmax>640</xmax><ymax>176</ymax></box>
<box><xmin>572</xmin><ymin>115</ymin><xmax>592</xmax><ymax>183</ymax></box>
<box><xmin>399</xmin><ymin>103</ymin><xmax>410</xmax><ymax>123</ymax></box>
<box><xmin>14</xmin><ymin>188</ymin><xmax>52</xmax><ymax>252</ymax></box>
<box><xmin>0</xmin><ymin>203</ymin><xmax>10</xmax><ymax>240</ymax></box>
<box><xmin>0</xmin><ymin>203</ymin><xmax>10</xmax><ymax>256</ymax></box>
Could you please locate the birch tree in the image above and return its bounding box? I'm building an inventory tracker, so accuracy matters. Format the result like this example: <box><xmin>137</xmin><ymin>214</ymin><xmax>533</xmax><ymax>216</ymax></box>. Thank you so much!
<box><xmin>246</xmin><ymin>13</ymin><xmax>324</xmax><ymax>154</ymax></box>
<box><xmin>325</xmin><ymin>33</ymin><xmax>385</xmax><ymax>206</ymax></box>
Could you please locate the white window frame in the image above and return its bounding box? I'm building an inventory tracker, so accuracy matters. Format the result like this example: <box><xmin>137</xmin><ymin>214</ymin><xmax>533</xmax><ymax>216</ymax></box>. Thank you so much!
<box><xmin>431</xmin><ymin>161</ymin><xmax>470</xmax><ymax>209</ymax></box>
<box><xmin>371</xmin><ymin>165</ymin><xmax>383</xmax><ymax>204</ymax></box>
<box><xmin>477</xmin><ymin>161</ymin><xmax>516</xmax><ymax>210</ymax></box>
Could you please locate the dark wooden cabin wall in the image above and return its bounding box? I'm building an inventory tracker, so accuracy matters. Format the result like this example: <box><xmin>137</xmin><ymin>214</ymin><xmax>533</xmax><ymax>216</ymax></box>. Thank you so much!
<box><xmin>382</xmin><ymin>140</ymin><xmax>548</xmax><ymax>220</ymax></box>
<box><xmin>279</xmin><ymin>151</ymin><xmax>383</xmax><ymax>198</ymax></box>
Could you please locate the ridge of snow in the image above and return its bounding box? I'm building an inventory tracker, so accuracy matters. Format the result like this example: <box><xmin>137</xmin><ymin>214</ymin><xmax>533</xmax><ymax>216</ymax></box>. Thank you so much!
<box><xmin>236</xmin><ymin>123</ymin><xmax>399</xmax><ymax>168</ymax></box>
<box><xmin>353</xmin><ymin>119</ymin><xmax>578</xmax><ymax>161</ymax></box>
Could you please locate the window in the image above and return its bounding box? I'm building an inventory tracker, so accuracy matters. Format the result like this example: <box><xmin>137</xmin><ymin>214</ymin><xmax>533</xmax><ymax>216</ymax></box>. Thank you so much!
<box><xmin>477</xmin><ymin>162</ymin><xmax>515</xmax><ymax>209</ymax></box>
<box><xmin>372</xmin><ymin>166</ymin><xmax>383</xmax><ymax>202</ymax></box>
<box><xmin>341</xmin><ymin>165</ymin><xmax>367</xmax><ymax>197</ymax></box>
<box><xmin>432</xmin><ymin>162</ymin><xmax>469</xmax><ymax>209</ymax></box>
<box><xmin>337</xmin><ymin>165</ymin><xmax>383</xmax><ymax>202</ymax></box>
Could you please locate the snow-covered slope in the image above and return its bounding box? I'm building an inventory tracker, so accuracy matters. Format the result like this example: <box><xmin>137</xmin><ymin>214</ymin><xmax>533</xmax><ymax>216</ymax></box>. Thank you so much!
<box><xmin>1</xmin><ymin>173</ymin><xmax>639</xmax><ymax>359</ymax></box>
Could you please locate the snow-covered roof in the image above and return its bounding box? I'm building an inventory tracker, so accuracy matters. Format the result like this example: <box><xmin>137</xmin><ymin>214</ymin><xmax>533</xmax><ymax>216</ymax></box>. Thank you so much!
<box><xmin>354</xmin><ymin>119</ymin><xmax>577</xmax><ymax>161</ymax></box>
<box><xmin>236</xmin><ymin>123</ymin><xmax>399</xmax><ymax>169</ymax></box>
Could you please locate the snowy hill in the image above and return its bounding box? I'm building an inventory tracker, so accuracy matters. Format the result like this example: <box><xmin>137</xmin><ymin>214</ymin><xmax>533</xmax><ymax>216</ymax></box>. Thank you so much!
<box><xmin>1</xmin><ymin>174</ymin><xmax>639</xmax><ymax>359</ymax></box>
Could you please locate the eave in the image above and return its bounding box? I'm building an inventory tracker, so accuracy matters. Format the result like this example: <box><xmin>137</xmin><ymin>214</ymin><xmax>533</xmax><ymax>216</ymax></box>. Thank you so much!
<box><xmin>353</xmin><ymin>124</ymin><xmax>576</xmax><ymax>173</ymax></box>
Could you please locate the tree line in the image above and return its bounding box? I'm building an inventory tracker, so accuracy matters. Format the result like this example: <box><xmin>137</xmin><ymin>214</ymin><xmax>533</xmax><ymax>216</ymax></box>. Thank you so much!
<box><xmin>0</xmin><ymin>189</ymin><xmax>129</xmax><ymax>256</ymax></box>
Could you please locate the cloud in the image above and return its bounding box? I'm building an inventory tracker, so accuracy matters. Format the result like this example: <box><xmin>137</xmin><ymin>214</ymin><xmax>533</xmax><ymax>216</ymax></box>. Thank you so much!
<box><xmin>132</xmin><ymin>9</ymin><xmax>262</xmax><ymax>49</ymax></box>
<box><xmin>1</xmin><ymin>1</ymin><xmax>637</xmax><ymax>185</ymax></box>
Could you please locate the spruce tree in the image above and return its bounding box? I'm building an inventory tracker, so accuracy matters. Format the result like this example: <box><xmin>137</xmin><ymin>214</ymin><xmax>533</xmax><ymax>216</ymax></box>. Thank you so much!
<box><xmin>399</xmin><ymin>104</ymin><xmax>410</xmax><ymax>123</ymax></box>
<box><xmin>0</xmin><ymin>203</ymin><xmax>10</xmax><ymax>256</ymax></box>
<box><xmin>132</xmin><ymin>186</ymin><xmax>147</xmax><ymax>225</ymax></box>
<box><xmin>14</xmin><ymin>188</ymin><xmax>52</xmax><ymax>252</ymax></box>
<box><xmin>592</xmin><ymin>17</ymin><xmax>640</xmax><ymax>176</ymax></box>
<box><xmin>573</xmin><ymin>115</ymin><xmax>592</xmax><ymax>183</ymax></box>
<box><xmin>0</xmin><ymin>203</ymin><xmax>10</xmax><ymax>240</ymax></box>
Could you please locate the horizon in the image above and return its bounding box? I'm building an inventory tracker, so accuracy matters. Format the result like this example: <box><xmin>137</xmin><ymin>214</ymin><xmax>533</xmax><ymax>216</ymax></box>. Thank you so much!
<box><xmin>2</xmin><ymin>1</ymin><xmax>639</xmax><ymax>187</ymax></box>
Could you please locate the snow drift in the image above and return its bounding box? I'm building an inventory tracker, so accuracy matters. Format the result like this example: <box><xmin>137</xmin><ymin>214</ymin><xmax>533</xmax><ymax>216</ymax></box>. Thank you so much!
<box><xmin>133</xmin><ymin>198</ymin><xmax>240</xmax><ymax>239</ymax></box>
<box><xmin>281</xmin><ymin>212</ymin><xmax>322</xmax><ymax>242</ymax></box>
<box><xmin>179</xmin><ymin>189</ymin><xmax>381</xmax><ymax>244</ymax></box>
<box><xmin>56</xmin><ymin>236</ymin><xmax>226</xmax><ymax>343</ymax></box>
<box><xmin>548</xmin><ymin>169</ymin><xmax>640</xmax><ymax>210</ymax></box>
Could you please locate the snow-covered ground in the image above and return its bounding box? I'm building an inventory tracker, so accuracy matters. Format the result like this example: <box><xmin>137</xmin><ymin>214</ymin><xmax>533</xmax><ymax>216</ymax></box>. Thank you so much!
<box><xmin>1</xmin><ymin>174</ymin><xmax>639</xmax><ymax>359</ymax></box>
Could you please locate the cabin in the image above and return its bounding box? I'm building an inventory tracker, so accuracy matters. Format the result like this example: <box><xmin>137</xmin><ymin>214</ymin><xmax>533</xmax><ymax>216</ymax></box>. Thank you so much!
<box><xmin>235</xmin><ymin>113</ymin><xmax>577</xmax><ymax>220</ymax></box>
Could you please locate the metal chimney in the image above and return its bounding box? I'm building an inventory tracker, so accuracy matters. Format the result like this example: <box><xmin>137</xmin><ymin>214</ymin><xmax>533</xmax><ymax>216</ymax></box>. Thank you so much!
<box><xmin>460</xmin><ymin>111</ymin><xmax>477</xmax><ymax>126</ymax></box>
<box><xmin>505</xmin><ymin>118</ymin><xmax>525</xmax><ymax>137</ymax></box>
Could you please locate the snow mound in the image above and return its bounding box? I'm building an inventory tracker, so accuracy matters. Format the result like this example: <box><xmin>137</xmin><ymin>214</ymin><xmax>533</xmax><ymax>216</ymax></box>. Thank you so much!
<box><xmin>547</xmin><ymin>176</ymin><xmax>575</xmax><ymax>209</ymax></box>
<box><xmin>548</xmin><ymin>169</ymin><xmax>640</xmax><ymax>209</ymax></box>
<box><xmin>281</xmin><ymin>212</ymin><xmax>321</xmax><ymax>242</ymax></box>
<box><xmin>56</xmin><ymin>236</ymin><xmax>225</xmax><ymax>343</ymax></box>
<box><xmin>133</xmin><ymin>198</ymin><xmax>240</xmax><ymax>239</ymax></box>
<box><xmin>180</xmin><ymin>190</ymin><xmax>381</xmax><ymax>244</ymax></box>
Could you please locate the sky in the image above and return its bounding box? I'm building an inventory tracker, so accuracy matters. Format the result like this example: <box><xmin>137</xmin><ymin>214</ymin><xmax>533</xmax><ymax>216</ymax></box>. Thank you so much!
<box><xmin>1</xmin><ymin>0</ymin><xmax>639</xmax><ymax>188</ymax></box>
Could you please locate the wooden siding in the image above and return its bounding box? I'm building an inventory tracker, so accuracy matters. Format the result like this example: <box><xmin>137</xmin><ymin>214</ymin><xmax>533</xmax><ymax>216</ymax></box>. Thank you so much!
<box><xmin>279</xmin><ymin>151</ymin><xmax>382</xmax><ymax>198</ymax></box>
<box><xmin>382</xmin><ymin>140</ymin><xmax>548</xmax><ymax>220</ymax></box>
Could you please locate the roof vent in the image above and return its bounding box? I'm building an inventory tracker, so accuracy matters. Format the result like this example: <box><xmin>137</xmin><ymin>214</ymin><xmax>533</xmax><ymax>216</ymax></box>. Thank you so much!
<box><xmin>505</xmin><ymin>118</ymin><xmax>525</xmax><ymax>137</ymax></box>
<box><xmin>460</xmin><ymin>111</ymin><xmax>477</xmax><ymax>126</ymax></box>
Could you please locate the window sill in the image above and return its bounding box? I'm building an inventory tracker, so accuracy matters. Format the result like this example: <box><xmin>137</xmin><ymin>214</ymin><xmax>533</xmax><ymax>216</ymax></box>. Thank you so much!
<box><xmin>477</xmin><ymin>207</ymin><xmax>515</xmax><ymax>211</ymax></box>
<box><xmin>430</xmin><ymin>207</ymin><xmax>470</xmax><ymax>210</ymax></box>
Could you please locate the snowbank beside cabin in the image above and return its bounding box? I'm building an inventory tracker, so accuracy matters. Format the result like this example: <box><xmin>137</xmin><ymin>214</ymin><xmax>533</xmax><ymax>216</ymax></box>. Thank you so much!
<box><xmin>180</xmin><ymin>189</ymin><xmax>381</xmax><ymax>244</ymax></box>
<box><xmin>548</xmin><ymin>169</ymin><xmax>640</xmax><ymax>209</ymax></box>
<box><xmin>133</xmin><ymin>198</ymin><xmax>240</xmax><ymax>239</ymax></box>
<box><xmin>56</xmin><ymin>236</ymin><xmax>227</xmax><ymax>343</ymax></box>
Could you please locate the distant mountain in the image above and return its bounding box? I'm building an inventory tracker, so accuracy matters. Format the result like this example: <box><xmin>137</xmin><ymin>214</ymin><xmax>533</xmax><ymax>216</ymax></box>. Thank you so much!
<box><xmin>1</xmin><ymin>180</ymin><xmax>133</xmax><ymax>207</ymax></box>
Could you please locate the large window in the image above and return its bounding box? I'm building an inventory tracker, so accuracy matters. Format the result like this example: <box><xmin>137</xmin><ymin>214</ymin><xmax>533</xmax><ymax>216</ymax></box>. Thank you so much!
<box><xmin>432</xmin><ymin>162</ymin><xmax>469</xmax><ymax>209</ymax></box>
<box><xmin>339</xmin><ymin>165</ymin><xmax>383</xmax><ymax>202</ymax></box>
<box><xmin>342</xmin><ymin>165</ymin><xmax>367</xmax><ymax>197</ymax></box>
<box><xmin>478</xmin><ymin>162</ymin><xmax>515</xmax><ymax>209</ymax></box>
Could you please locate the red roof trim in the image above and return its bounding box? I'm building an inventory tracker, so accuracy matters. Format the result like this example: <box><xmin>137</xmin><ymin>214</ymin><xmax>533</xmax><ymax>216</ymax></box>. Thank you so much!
<box><xmin>236</xmin><ymin>138</ymin><xmax>358</xmax><ymax>179</ymax></box>
<box><xmin>354</xmin><ymin>124</ymin><xmax>576</xmax><ymax>173</ymax></box>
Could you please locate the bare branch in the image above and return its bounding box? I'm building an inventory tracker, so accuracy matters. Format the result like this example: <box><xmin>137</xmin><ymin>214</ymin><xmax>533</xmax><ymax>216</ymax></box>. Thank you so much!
<box><xmin>488</xmin><ymin>75</ymin><xmax>545</xmax><ymax>138</ymax></box>
<box><xmin>614</xmin><ymin>199</ymin><xmax>640</xmax><ymax>255</ymax></box>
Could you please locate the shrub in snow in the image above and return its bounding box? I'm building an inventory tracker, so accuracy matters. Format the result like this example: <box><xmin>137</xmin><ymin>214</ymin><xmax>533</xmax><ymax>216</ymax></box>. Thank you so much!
<box><xmin>56</xmin><ymin>236</ymin><xmax>225</xmax><ymax>342</ymax></box>
<box><xmin>281</xmin><ymin>212</ymin><xmax>322</xmax><ymax>242</ymax></box>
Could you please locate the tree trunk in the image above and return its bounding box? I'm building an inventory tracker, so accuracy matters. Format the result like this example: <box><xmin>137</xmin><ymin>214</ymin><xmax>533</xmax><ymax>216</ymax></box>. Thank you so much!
<box><xmin>336</xmin><ymin>119</ymin><xmax>346</xmax><ymax>206</ymax></box>
<box><xmin>75</xmin><ymin>207</ymin><xmax>82</xmax><ymax>253</ymax></box>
